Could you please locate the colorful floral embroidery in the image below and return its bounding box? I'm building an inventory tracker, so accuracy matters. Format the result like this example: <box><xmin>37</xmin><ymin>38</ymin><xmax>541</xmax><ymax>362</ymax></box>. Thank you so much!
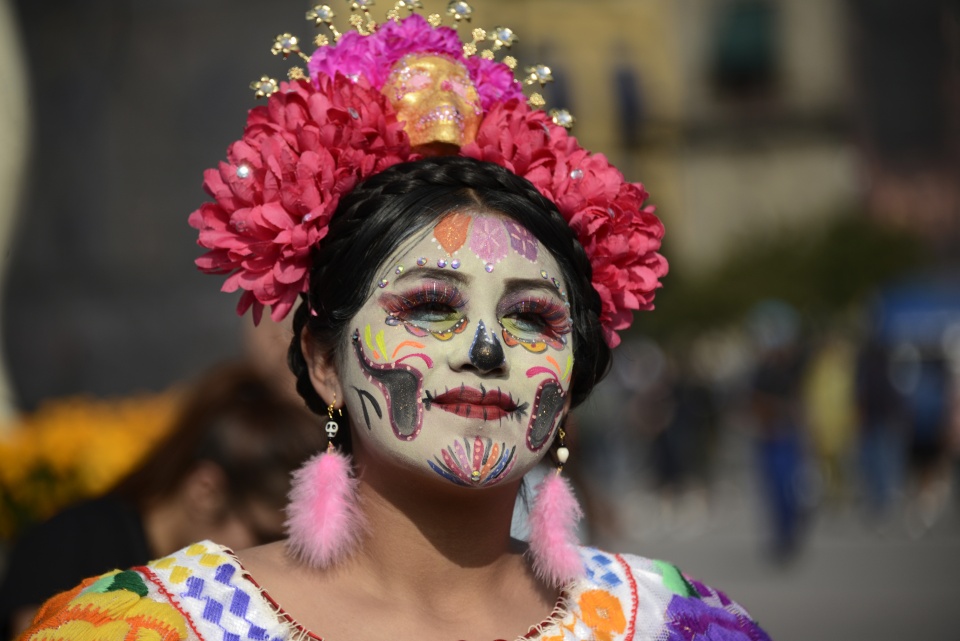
<box><xmin>21</xmin><ymin>570</ymin><xmax>186</xmax><ymax>641</ymax></box>
<box><xmin>577</xmin><ymin>590</ymin><xmax>627</xmax><ymax>641</ymax></box>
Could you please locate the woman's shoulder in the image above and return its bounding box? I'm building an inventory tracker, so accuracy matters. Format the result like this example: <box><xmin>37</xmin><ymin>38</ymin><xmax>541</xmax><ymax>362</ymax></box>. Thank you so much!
<box><xmin>17</xmin><ymin>567</ymin><xmax>188</xmax><ymax>641</ymax></box>
<box><xmin>18</xmin><ymin>541</ymin><xmax>293</xmax><ymax>641</ymax></box>
<box><xmin>542</xmin><ymin>546</ymin><xmax>772</xmax><ymax>641</ymax></box>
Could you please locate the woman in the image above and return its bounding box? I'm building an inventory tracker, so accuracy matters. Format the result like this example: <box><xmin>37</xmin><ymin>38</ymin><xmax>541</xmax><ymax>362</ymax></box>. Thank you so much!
<box><xmin>17</xmin><ymin>6</ymin><xmax>769</xmax><ymax>641</ymax></box>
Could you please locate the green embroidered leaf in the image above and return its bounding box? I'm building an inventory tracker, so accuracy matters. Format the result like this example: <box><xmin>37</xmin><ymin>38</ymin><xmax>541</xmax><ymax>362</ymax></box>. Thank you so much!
<box><xmin>654</xmin><ymin>560</ymin><xmax>699</xmax><ymax>598</ymax></box>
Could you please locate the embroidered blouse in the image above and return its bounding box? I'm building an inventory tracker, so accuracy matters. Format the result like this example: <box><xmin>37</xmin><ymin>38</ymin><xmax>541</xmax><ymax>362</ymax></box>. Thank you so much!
<box><xmin>17</xmin><ymin>541</ymin><xmax>771</xmax><ymax>641</ymax></box>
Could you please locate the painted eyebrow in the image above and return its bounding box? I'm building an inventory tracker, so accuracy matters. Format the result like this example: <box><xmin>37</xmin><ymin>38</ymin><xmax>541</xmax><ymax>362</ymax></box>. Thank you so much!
<box><xmin>501</xmin><ymin>278</ymin><xmax>566</xmax><ymax>300</ymax></box>
<box><xmin>391</xmin><ymin>267</ymin><xmax>470</xmax><ymax>287</ymax></box>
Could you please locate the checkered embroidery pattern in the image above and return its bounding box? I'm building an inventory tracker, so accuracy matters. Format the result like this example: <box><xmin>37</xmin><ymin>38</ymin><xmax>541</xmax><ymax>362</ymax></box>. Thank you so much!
<box><xmin>148</xmin><ymin>542</ymin><xmax>290</xmax><ymax>641</ymax></box>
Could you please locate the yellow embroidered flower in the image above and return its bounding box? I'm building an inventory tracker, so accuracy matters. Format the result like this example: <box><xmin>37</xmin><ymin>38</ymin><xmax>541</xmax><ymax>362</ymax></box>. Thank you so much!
<box><xmin>577</xmin><ymin>589</ymin><xmax>626</xmax><ymax>641</ymax></box>
<box><xmin>21</xmin><ymin>571</ymin><xmax>186</xmax><ymax>641</ymax></box>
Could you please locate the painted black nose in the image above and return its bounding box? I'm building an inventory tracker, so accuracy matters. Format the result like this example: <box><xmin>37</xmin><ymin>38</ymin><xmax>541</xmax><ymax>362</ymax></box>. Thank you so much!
<box><xmin>469</xmin><ymin>320</ymin><xmax>505</xmax><ymax>372</ymax></box>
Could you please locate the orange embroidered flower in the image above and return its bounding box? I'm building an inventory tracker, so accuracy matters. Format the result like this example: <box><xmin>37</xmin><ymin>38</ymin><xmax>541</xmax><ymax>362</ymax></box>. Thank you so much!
<box><xmin>19</xmin><ymin>571</ymin><xmax>186</xmax><ymax>641</ymax></box>
<box><xmin>577</xmin><ymin>589</ymin><xmax>626</xmax><ymax>641</ymax></box>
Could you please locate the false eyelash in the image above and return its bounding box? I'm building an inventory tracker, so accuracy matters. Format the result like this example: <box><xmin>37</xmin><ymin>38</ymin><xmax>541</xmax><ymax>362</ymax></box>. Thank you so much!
<box><xmin>379</xmin><ymin>282</ymin><xmax>466</xmax><ymax>315</ymax></box>
<box><xmin>505</xmin><ymin>297</ymin><xmax>573</xmax><ymax>335</ymax></box>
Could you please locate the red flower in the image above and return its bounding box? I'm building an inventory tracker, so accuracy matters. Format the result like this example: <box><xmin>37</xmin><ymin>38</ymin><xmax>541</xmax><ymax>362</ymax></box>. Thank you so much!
<box><xmin>188</xmin><ymin>76</ymin><xmax>411</xmax><ymax>322</ymax></box>
<box><xmin>463</xmin><ymin>100</ymin><xmax>668</xmax><ymax>347</ymax></box>
<box><xmin>191</xmin><ymin>80</ymin><xmax>666</xmax><ymax>345</ymax></box>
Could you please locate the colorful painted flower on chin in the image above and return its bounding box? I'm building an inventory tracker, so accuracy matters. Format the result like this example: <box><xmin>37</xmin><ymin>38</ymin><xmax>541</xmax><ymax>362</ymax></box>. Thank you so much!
<box><xmin>339</xmin><ymin>212</ymin><xmax>574</xmax><ymax>488</ymax></box>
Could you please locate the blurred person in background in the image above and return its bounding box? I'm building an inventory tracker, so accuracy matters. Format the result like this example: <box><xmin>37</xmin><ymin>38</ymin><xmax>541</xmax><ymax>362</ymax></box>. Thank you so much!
<box><xmin>854</xmin><ymin>333</ymin><xmax>907</xmax><ymax>525</ymax></box>
<box><xmin>746</xmin><ymin>301</ymin><xmax>811</xmax><ymax>563</ymax></box>
<box><xmin>801</xmin><ymin>330</ymin><xmax>857</xmax><ymax>509</ymax></box>
<box><xmin>0</xmin><ymin>361</ymin><xmax>323</xmax><ymax>638</ymax></box>
<box><xmin>896</xmin><ymin>347</ymin><xmax>952</xmax><ymax>534</ymax></box>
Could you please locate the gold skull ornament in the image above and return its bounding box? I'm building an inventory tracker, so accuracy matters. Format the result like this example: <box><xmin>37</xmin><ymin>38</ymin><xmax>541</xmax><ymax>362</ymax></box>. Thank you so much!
<box><xmin>382</xmin><ymin>53</ymin><xmax>482</xmax><ymax>150</ymax></box>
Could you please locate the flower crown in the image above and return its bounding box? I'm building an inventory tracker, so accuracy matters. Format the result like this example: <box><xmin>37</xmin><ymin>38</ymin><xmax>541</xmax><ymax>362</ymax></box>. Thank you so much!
<box><xmin>188</xmin><ymin>1</ymin><xmax>667</xmax><ymax>348</ymax></box>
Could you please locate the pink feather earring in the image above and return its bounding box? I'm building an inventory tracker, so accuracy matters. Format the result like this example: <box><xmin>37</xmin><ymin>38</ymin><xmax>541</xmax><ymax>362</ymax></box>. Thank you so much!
<box><xmin>286</xmin><ymin>392</ymin><xmax>365</xmax><ymax>568</ymax></box>
<box><xmin>528</xmin><ymin>426</ymin><xmax>584</xmax><ymax>588</ymax></box>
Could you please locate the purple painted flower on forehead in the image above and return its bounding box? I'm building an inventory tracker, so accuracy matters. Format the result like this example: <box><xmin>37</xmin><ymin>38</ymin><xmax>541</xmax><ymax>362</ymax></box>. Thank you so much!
<box><xmin>502</xmin><ymin>219</ymin><xmax>538</xmax><ymax>262</ymax></box>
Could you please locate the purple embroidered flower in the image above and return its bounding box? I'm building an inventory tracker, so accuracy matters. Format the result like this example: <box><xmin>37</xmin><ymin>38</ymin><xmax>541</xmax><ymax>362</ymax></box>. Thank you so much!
<box><xmin>664</xmin><ymin>596</ymin><xmax>771</xmax><ymax>641</ymax></box>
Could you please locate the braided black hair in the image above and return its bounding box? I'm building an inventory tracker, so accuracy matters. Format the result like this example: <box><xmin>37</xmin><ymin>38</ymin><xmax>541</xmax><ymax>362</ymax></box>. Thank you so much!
<box><xmin>287</xmin><ymin>156</ymin><xmax>611</xmax><ymax>450</ymax></box>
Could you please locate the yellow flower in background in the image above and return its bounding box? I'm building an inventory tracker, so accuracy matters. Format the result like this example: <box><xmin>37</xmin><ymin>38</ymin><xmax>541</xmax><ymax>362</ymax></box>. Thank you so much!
<box><xmin>0</xmin><ymin>390</ymin><xmax>180</xmax><ymax>539</ymax></box>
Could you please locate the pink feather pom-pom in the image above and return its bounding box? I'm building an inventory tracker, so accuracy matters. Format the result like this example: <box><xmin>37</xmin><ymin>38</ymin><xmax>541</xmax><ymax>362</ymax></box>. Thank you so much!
<box><xmin>527</xmin><ymin>472</ymin><xmax>584</xmax><ymax>587</ymax></box>
<box><xmin>285</xmin><ymin>449</ymin><xmax>365</xmax><ymax>568</ymax></box>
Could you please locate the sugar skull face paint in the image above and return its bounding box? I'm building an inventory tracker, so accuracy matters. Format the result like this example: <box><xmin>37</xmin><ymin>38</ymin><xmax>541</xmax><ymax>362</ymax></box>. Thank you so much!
<box><xmin>339</xmin><ymin>211</ymin><xmax>574</xmax><ymax>487</ymax></box>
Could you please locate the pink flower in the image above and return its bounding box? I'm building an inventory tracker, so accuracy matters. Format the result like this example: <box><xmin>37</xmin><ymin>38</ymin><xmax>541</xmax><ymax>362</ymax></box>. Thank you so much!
<box><xmin>463</xmin><ymin>99</ymin><xmax>667</xmax><ymax>347</ymax></box>
<box><xmin>306</xmin><ymin>14</ymin><xmax>521</xmax><ymax>121</ymax></box>
<box><xmin>464</xmin><ymin>57</ymin><xmax>526</xmax><ymax>111</ymax></box>
<box><xmin>189</xmin><ymin>78</ymin><xmax>411</xmax><ymax>323</ymax></box>
<box><xmin>192</xmin><ymin>15</ymin><xmax>667</xmax><ymax>345</ymax></box>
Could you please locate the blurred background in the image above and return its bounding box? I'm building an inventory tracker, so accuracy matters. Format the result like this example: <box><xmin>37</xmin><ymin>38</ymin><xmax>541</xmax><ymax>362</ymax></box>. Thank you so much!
<box><xmin>0</xmin><ymin>0</ymin><xmax>958</xmax><ymax>639</ymax></box>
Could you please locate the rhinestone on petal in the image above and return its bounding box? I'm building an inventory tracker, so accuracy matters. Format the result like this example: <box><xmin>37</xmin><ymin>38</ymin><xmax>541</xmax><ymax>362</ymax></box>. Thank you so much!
<box><xmin>348</xmin><ymin>107</ymin><xmax>360</xmax><ymax>119</ymax></box>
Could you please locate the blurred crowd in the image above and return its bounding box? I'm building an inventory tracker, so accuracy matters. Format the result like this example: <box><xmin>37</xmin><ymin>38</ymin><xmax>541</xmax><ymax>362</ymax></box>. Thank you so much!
<box><xmin>574</xmin><ymin>293</ymin><xmax>960</xmax><ymax>563</ymax></box>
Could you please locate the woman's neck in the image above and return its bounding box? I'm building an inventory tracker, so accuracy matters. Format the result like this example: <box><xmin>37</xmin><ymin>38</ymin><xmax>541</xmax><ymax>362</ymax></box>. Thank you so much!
<box><xmin>349</xmin><ymin>461</ymin><xmax>526</xmax><ymax>603</ymax></box>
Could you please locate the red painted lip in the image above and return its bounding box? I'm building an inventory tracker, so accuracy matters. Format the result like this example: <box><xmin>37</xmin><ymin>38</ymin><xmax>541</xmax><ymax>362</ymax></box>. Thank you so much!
<box><xmin>428</xmin><ymin>386</ymin><xmax>518</xmax><ymax>420</ymax></box>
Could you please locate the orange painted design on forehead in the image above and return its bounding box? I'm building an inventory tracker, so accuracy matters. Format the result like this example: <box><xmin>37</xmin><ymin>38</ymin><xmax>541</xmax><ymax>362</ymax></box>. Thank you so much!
<box><xmin>433</xmin><ymin>212</ymin><xmax>471</xmax><ymax>255</ymax></box>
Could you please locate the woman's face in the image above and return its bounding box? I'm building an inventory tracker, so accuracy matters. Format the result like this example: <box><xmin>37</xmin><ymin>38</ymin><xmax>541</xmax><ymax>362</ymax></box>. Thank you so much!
<box><xmin>337</xmin><ymin>210</ymin><xmax>574</xmax><ymax>487</ymax></box>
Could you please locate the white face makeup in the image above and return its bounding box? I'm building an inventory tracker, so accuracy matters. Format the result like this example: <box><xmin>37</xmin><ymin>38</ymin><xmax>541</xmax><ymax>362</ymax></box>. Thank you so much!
<box><xmin>339</xmin><ymin>211</ymin><xmax>575</xmax><ymax>488</ymax></box>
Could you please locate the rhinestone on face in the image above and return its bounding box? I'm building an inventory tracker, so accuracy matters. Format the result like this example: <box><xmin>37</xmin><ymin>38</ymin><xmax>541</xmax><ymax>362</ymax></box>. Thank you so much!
<box><xmin>485</xmin><ymin>263</ymin><xmax>494</xmax><ymax>273</ymax></box>
<box><xmin>471</xmin><ymin>470</ymin><xmax>481</xmax><ymax>481</ymax></box>
<box><xmin>570</xmin><ymin>169</ymin><xmax>584</xmax><ymax>180</ymax></box>
<box><xmin>417</xmin><ymin>257</ymin><xmax>427</xmax><ymax>266</ymax></box>
<box><xmin>395</xmin><ymin>265</ymin><xmax>404</xmax><ymax>274</ymax></box>
<box><xmin>378</xmin><ymin>278</ymin><xmax>389</xmax><ymax>288</ymax></box>
<box><xmin>451</xmin><ymin>259</ymin><xmax>461</xmax><ymax>269</ymax></box>
<box><xmin>540</xmin><ymin>270</ymin><xmax>549</xmax><ymax>279</ymax></box>
<box><xmin>236</xmin><ymin>165</ymin><xmax>251</xmax><ymax>179</ymax></box>
<box><xmin>437</xmin><ymin>259</ymin><xmax>447</xmax><ymax>268</ymax></box>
